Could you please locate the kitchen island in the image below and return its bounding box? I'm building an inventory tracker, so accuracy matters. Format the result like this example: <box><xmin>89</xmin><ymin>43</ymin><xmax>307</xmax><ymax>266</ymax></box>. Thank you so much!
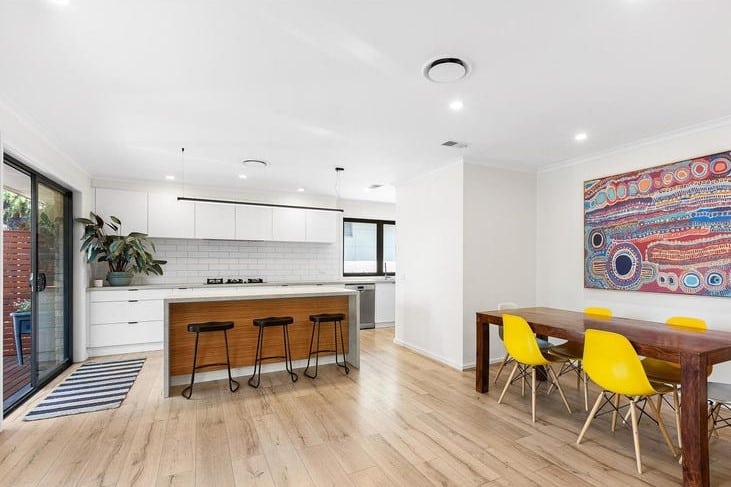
<box><xmin>163</xmin><ymin>285</ymin><xmax>358</xmax><ymax>396</ymax></box>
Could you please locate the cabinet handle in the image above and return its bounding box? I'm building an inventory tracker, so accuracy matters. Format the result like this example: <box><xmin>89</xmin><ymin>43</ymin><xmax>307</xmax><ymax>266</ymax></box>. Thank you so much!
<box><xmin>128</xmin><ymin>321</ymin><xmax>139</xmax><ymax>324</ymax></box>
<box><xmin>128</xmin><ymin>300</ymin><xmax>139</xmax><ymax>303</ymax></box>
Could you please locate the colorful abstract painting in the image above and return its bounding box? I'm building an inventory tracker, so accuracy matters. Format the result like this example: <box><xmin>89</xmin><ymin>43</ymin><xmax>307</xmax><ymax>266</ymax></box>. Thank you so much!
<box><xmin>584</xmin><ymin>151</ymin><xmax>731</xmax><ymax>296</ymax></box>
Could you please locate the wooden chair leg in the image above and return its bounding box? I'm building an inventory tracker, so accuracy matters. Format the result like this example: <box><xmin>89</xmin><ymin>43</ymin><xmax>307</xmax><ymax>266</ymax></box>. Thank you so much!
<box><xmin>672</xmin><ymin>387</ymin><xmax>681</xmax><ymax>448</ymax></box>
<box><xmin>498</xmin><ymin>362</ymin><xmax>520</xmax><ymax>404</ymax></box>
<box><xmin>629</xmin><ymin>399</ymin><xmax>643</xmax><ymax>474</ymax></box>
<box><xmin>531</xmin><ymin>367</ymin><xmax>537</xmax><ymax>423</ymax></box>
<box><xmin>493</xmin><ymin>354</ymin><xmax>512</xmax><ymax>384</ymax></box>
<box><xmin>578</xmin><ymin>391</ymin><xmax>605</xmax><ymax>444</ymax></box>
<box><xmin>647</xmin><ymin>395</ymin><xmax>678</xmax><ymax>457</ymax></box>
<box><xmin>546</xmin><ymin>365</ymin><xmax>572</xmax><ymax>414</ymax></box>
<box><xmin>611</xmin><ymin>393</ymin><xmax>621</xmax><ymax>432</ymax></box>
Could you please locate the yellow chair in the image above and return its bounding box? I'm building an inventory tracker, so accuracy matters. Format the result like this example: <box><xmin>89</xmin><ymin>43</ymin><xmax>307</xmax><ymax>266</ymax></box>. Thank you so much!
<box><xmin>549</xmin><ymin>307</ymin><xmax>612</xmax><ymax>411</ymax></box>
<box><xmin>498</xmin><ymin>314</ymin><xmax>572</xmax><ymax>423</ymax></box>
<box><xmin>493</xmin><ymin>302</ymin><xmax>551</xmax><ymax>385</ymax></box>
<box><xmin>577</xmin><ymin>329</ymin><xmax>677</xmax><ymax>474</ymax></box>
<box><xmin>641</xmin><ymin>316</ymin><xmax>711</xmax><ymax>448</ymax></box>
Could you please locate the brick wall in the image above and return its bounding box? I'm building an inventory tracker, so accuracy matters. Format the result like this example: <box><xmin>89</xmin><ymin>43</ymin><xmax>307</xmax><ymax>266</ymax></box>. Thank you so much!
<box><xmin>3</xmin><ymin>230</ymin><xmax>31</xmax><ymax>357</ymax></box>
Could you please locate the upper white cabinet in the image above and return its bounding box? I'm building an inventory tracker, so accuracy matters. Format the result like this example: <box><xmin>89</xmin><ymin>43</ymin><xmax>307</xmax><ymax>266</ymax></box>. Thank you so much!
<box><xmin>235</xmin><ymin>206</ymin><xmax>273</xmax><ymax>241</ymax></box>
<box><xmin>306</xmin><ymin>210</ymin><xmax>338</xmax><ymax>243</ymax></box>
<box><xmin>148</xmin><ymin>193</ymin><xmax>195</xmax><ymax>239</ymax></box>
<box><xmin>95</xmin><ymin>188</ymin><xmax>148</xmax><ymax>234</ymax></box>
<box><xmin>272</xmin><ymin>207</ymin><xmax>307</xmax><ymax>242</ymax></box>
<box><xmin>92</xmin><ymin>187</ymin><xmax>338</xmax><ymax>243</ymax></box>
<box><xmin>195</xmin><ymin>202</ymin><xmax>235</xmax><ymax>240</ymax></box>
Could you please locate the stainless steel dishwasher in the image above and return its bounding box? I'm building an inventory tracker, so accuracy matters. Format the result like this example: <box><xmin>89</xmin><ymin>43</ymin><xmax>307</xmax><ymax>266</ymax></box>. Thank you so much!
<box><xmin>345</xmin><ymin>283</ymin><xmax>375</xmax><ymax>329</ymax></box>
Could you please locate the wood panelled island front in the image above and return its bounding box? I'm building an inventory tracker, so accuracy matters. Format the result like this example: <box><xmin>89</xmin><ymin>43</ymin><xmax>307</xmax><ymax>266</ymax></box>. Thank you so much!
<box><xmin>163</xmin><ymin>286</ymin><xmax>358</xmax><ymax>396</ymax></box>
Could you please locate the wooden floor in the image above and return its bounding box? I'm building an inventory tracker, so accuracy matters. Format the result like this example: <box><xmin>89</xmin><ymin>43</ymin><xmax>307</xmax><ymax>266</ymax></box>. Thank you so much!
<box><xmin>3</xmin><ymin>354</ymin><xmax>30</xmax><ymax>401</ymax></box>
<box><xmin>2</xmin><ymin>327</ymin><xmax>731</xmax><ymax>486</ymax></box>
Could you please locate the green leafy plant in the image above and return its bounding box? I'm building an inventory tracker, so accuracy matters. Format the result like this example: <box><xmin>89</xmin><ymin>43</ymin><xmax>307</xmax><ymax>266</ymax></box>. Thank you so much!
<box><xmin>75</xmin><ymin>212</ymin><xmax>167</xmax><ymax>275</ymax></box>
<box><xmin>13</xmin><ymin>298</ymin><xmax>31</xmax><ymax>312</ymax></box>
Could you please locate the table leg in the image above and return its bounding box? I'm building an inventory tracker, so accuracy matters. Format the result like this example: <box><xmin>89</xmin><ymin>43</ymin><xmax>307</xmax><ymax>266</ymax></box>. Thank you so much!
<box><xmin>476</xmin><ymin>317</ymin><xmax>490</xmax><ymax>393</ymax></box>
<box><xmin>680</xmin><ymin>352</ymin><xmax>709</xmax><ymax>487</ymax></box>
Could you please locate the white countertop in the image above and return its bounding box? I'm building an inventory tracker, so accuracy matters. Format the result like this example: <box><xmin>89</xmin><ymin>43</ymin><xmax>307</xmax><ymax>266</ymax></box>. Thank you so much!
<box><xmin>164</xmin><ymin>285</ymin><xmax>357</xmax><ymax>303</ymax></box>
<box><xmin>88</xmin><ymin>277</ymin><xmax>395</xmax><ymax>291</ymax></box>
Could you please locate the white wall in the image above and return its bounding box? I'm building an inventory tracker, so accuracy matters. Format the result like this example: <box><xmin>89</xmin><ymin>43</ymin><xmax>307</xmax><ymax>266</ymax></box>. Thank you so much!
<box><xmin>395</xmin><ymin>160</ymin><xmax>465</xmax><ymax>368</ymax></box>
<box><xmin>462</xmin><ymin>163</ymin><xmax>537</xmax><ymax>367</ymax></box>
<box><xmin>536</xmin><ymin>120</ymin><xmax>731</xmax><ymax>381</ymax></box>
<box><xmin>0</xmin><ymin>99</ymin><xmax>93</xmax><ymax>366</ymax></box>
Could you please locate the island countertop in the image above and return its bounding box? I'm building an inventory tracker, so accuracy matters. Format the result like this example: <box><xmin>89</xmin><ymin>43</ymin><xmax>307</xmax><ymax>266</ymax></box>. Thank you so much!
<box><xmin>163</xmin><ymin>285</ymin><xmax>359</xmax><ymax>396</ymax></box>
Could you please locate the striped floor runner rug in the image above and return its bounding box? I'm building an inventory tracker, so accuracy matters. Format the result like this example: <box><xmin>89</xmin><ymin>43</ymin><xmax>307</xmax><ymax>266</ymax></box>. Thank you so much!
<box><xmin>24</xmin><ymin>358</ymin><xmax>145</xmax><ymax>421</ymax></box>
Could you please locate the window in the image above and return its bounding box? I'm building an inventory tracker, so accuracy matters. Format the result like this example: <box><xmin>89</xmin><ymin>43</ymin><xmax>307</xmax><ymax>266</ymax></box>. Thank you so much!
<box><xmin>343</xmin><ymin>218</ymin><xmax>396</xmax><ymax>276</ymax></box>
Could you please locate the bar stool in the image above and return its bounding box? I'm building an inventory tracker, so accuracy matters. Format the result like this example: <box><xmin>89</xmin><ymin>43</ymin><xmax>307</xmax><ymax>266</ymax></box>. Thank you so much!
<box><xmin>181</xmin><ymin>321</ymin><xmax>239</xmax><ymax>399</ymax></box>
<box><xmin>248</xmin><ymin>316</ymin><xmax>298</xmax><ymax>388</ymax></box>
<box><xmin>304</xmin><ymin>313</ymin><xmax>349</xmax><ymax>379</ymax></box>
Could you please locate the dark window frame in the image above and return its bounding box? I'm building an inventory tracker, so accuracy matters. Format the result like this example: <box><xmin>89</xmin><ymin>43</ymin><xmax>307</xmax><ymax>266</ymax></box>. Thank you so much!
<box><xmin>342</xmin><ymin>217</ymin><xmax>396</xmax><ymax>277</ymax></box>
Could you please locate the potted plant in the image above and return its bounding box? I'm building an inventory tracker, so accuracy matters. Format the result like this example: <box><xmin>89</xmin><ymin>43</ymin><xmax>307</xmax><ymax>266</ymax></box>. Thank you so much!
<box><xmin>10</xmin><ymin>298</ymin><xmax>31</xmax><ymax>364</ymax></box>
<box><xmin>75</xmin><ymin>212</ymin><xmax>167</xmax><ymax>286</ymax></box>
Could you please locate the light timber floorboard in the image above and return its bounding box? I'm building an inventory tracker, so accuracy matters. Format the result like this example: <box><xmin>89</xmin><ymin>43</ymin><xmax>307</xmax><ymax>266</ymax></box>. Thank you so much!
<box><xmin>2</xmin><ymin>328</ymin><xmax>731</xmax><ymax>486</ymax></box>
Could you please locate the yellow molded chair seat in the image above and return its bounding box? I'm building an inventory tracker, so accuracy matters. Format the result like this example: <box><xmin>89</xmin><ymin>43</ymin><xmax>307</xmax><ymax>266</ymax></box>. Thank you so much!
<box><xmin>577</xmin><ymin>329</ymin><xmax>677</xmax><ymax>474</ymax></box>
<box><xmin>497</xmin><ymin>314</ymin><xmax>573</xmax><ymax>423</ymax></box>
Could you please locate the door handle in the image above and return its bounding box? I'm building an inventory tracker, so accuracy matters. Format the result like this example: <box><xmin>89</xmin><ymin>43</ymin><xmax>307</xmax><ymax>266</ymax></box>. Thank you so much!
<box><xmin>31</xmin><ymin>272</ymin><xmax>47</xmax><ymax>292</ymax></box>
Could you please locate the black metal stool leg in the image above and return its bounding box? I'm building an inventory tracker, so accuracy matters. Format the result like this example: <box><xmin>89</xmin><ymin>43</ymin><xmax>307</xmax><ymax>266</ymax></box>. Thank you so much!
<box><xmin>304</xmin><ymin>319</ymin><xmax>317</xmax><ymax>378</ymax></box>
<box><xmin>181</xmin><ymin>331</ymin><xmax>200</xmax><ymax>399</ymax></box>
<box><xmin>283</xmin><ymin>324</ymin><xmax>298</xmax><ymax>383</ymax></box>
<box><xmin>305</xmin><ymin>321</ymin><xmax>322</xmax><ymax>379</ymax></box>
<box><xmin>223</xmin><ymin>329</ymin><xmax>240</xmax><ymax>392</ymax></box>
<box><xmin>248</xmin><ymin>324</ymin><xmax>264</xmax><ymax>388</ymax></box>
<box><xmin>338</xmin><ymin>319</ymin><xmax>349</xmax><ymax>374</ymax></box>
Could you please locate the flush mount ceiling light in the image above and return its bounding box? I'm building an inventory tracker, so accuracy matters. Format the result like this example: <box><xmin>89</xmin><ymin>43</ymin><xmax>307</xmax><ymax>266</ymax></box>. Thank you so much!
<box><xmin>424</xmin><ymin>57</ymin><xmax>469</xmax><ymax>83</ymax></box>
<box><xmin>238</xmin><ymin>173</ymin><xmax>248</xmax><ymax>179</ymax></box>
<box><xmin>165</xmin><ymin>175</ymin><xmax>175</xmax><ymax>181</ymax></box>
<box><xmin>242</xmin><ymin>159</ymin><xmax>268</xmax><ymax>168</ymax></box>
<box><xmin>296</xmin><ymin>187</ymin><xmax>305</xmax><ymax>192</ymax></box>
<box><xmin>575</xmin><ymin>132</ymin><xmax>588</xmax><ymax>141</ymax></box>
<box><xmin>449</xmin><ymin>100</ymin><xmax>464</xmax><ymax>111</ymax></box>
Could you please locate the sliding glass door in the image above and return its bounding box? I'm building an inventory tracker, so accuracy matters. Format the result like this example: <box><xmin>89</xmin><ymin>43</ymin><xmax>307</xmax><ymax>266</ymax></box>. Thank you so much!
<box><xmin>3</xmin><ymin>155</ymin><xmax>72</xmax><ymax>414</ymax></box>
<box><xmin>34</xmin><ymin>180</ymin><xmax>71</xmax><ymax>385</ymax></box>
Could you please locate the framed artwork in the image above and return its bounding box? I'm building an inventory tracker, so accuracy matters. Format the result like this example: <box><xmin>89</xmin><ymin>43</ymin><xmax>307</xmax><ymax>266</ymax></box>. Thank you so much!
<box><xmin>584</xmin><ymin>150</ymin><xmax>731</xmax><ymax>296</ymax></box>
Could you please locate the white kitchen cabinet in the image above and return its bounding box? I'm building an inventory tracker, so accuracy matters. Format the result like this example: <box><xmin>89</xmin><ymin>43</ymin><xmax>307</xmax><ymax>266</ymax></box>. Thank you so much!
<box><xmin>272</xmin><ymin>207</ymin><xmax>306</xmax><ymax>241</ymax></box>
<box><xmin>87</xmin><ymin>288</ymin><xmax>169</xmax><ymax>353</ymax></box>
<box><xmin>195</xmin><ymin>202</ymin><xmax>236</xmax><ymax>240</ymax></box>
<box><xmin>148</xmin><ymin>193</ymin><xmax>195</xmax><ymax>239</ymax></box>
<box><xmin>375</xmin><ymin>281</ymin><xmax>395</xmax><ymax>323</ymax></box>
<box><xmin>95</xmin><ymin>188</ymin><xmax>148</xmax><ymax>234</ymax></box>
<box><xmin>306</xmin><ymin>210</ymin><xmax>338</xmax><ymax>243</ymax></box>
<box><xmin>235</xmin><ymin>205</ymin><xmax>273</xmax><ymax>240</ymax></box>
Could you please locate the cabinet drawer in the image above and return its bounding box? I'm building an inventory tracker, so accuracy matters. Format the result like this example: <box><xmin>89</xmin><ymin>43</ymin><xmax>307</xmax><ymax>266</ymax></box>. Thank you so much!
<box><xmin>89</xmin><ymin>321</ymin><xmax>163</xmax><ymax>348</ymax></box>
<box><xmin>90</xmin><ymin>300</ymin><xmax>163</xmax><ymax>325</ymax></box>
<box><xmin>89</xmin><ymin>288</ymin><xmax>170</xmax><ymax>302</ymax></box>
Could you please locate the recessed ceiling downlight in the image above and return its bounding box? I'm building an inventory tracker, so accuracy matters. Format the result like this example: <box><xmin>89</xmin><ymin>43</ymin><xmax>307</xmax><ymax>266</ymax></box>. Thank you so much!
<box><xmin>424</xmin><ymin>57</ymin><xmax>469</xmax><ymax>83</ymax></box>
<box><xmin>242</xmin><ymin>159</ymin><xmax>268</xmax><ymax>168</ymax></box>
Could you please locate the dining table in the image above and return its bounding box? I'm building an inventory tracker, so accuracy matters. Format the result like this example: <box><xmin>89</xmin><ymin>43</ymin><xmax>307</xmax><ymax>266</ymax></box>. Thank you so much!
<box><xmin>475</xmin><ymin>307</ymin><xmax>731</xmax><ymax>487</ymax></box>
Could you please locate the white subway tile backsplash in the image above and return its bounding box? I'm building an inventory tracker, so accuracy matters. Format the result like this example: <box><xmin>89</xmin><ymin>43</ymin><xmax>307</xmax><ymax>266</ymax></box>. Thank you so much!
<box><xmin>98</xmin><ymin>238</ymin><xmax>341</xmax><ymax>285</ymax></box>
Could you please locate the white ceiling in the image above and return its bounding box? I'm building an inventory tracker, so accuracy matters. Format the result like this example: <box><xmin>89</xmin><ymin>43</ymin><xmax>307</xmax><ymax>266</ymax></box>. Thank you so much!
<box><xmin>2</xmin><ymin>1</ymin><xmax>731</xmax><ymax>203</ymax></box>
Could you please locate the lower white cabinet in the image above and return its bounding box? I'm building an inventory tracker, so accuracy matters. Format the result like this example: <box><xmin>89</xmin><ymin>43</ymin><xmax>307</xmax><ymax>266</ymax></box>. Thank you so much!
<box><xmin>88</xmin><ymin>289</ymin><xmax>168</xmax><ymax>353</ymax></box>
<box><xmin>375</xmin><ymin>281</ymin><xmax>395</xmax><ymax>323</ymax></box>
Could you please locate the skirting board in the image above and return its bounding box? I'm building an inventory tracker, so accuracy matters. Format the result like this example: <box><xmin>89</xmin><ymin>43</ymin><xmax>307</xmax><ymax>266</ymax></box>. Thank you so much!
<box><xmin>88</xmin><ymin>342</ymin><xmax>163</xmax><ymax>358</ymax></box>
<box><xmin>392</xmin><ymin>337</ymin><xmax>464</xmax><ymax>371</ymax></box>
<box><xmin>392</xmin><ymin>338</ymin><xmax>507</xmax><ymax>372</ymax></box>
